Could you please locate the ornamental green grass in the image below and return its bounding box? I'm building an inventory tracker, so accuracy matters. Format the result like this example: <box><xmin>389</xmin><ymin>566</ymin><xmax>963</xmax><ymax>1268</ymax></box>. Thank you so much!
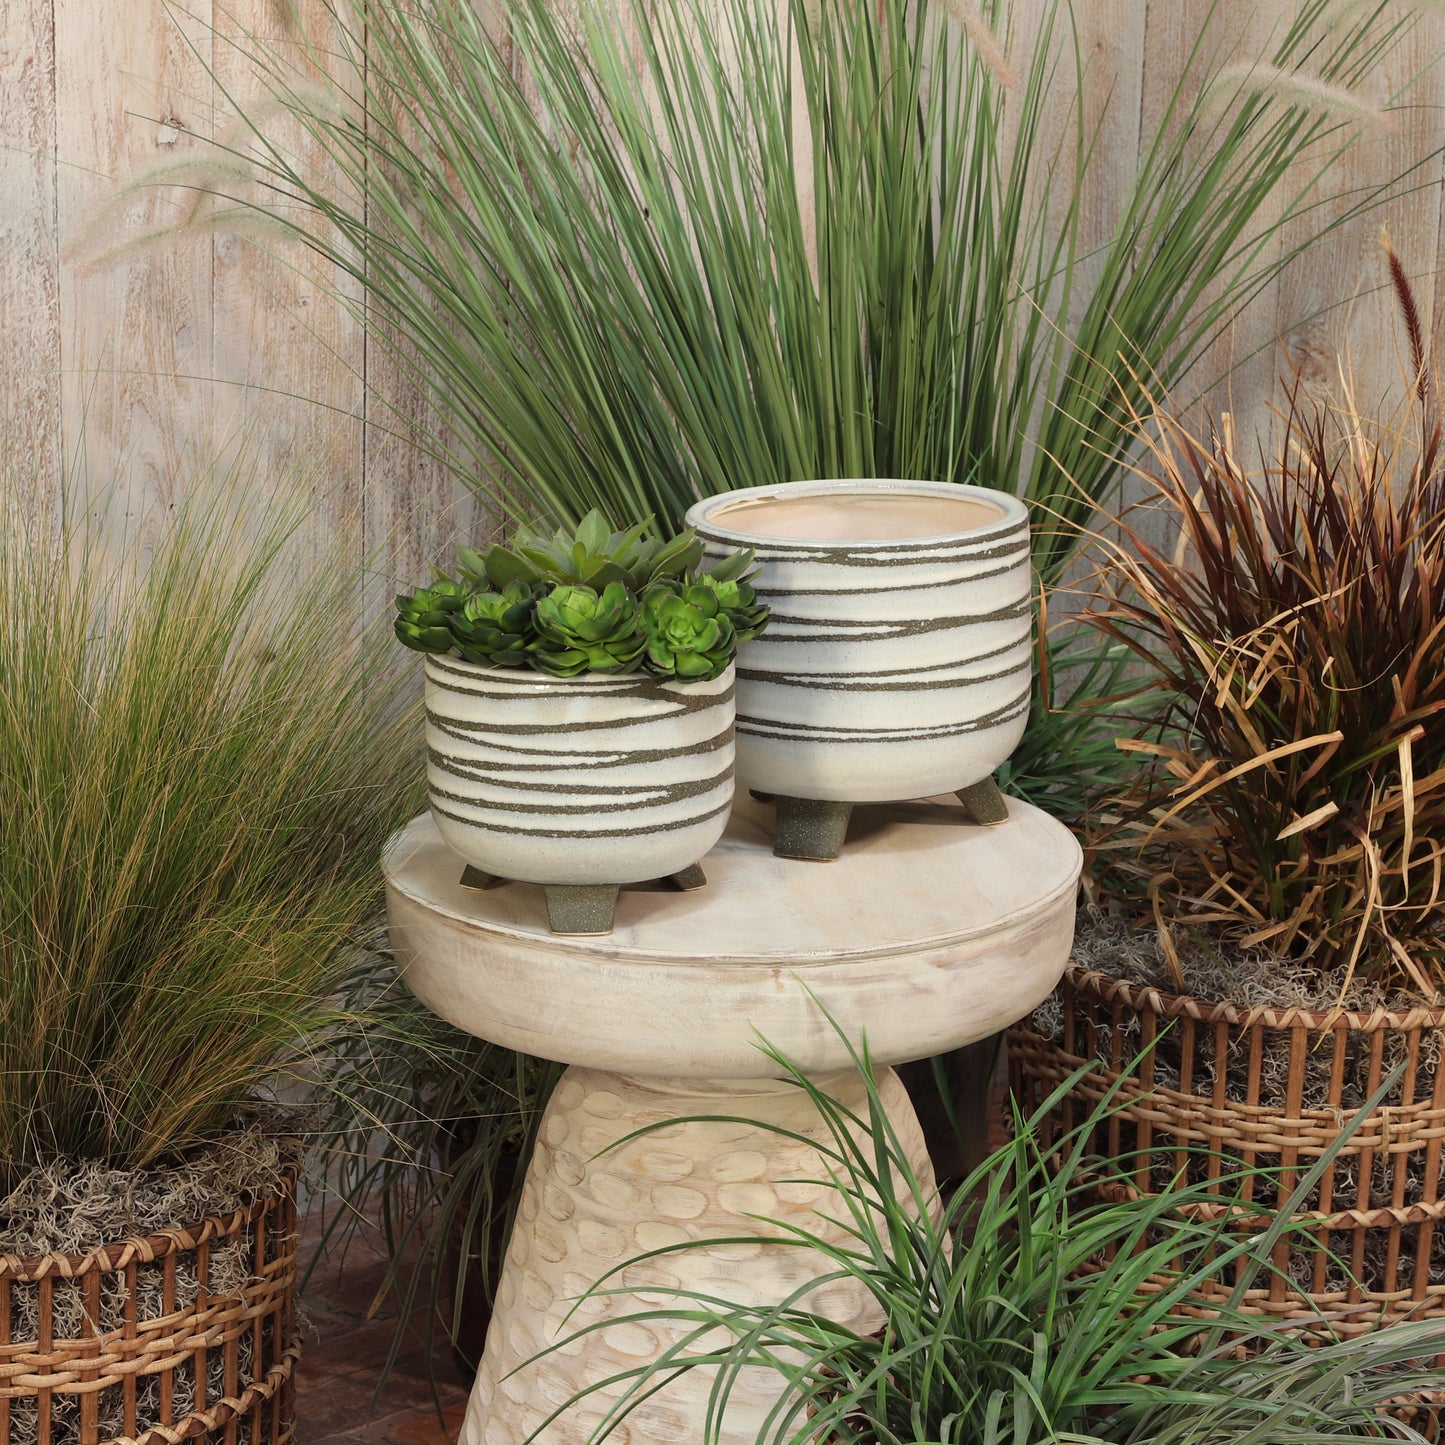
<box><xmin>532</xmin><ymin>1027</ymin><xmax>1445</xmax><ymax>1445</ymax></box>
<box><xmin>167</xmin><ymin>0</ymin><xmax>1433</xmax><ymax>818</ymax></box>
<box><xmin>0</xmin><ymin>471</ymin><xmax>422</xmax><ymax>1189</ymax></box>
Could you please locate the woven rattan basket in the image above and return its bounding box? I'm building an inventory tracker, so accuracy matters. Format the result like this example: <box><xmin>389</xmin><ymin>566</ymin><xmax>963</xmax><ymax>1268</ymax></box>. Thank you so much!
<box><xmin>0</xmin><ymin>1174</ymin><xmax>299</xmax><ymax>1445</ymax></box>
<box><xmin>1008</xmin><ymin>966</ymin><xmax>1445</xmax><ymax>1336</ymax></box>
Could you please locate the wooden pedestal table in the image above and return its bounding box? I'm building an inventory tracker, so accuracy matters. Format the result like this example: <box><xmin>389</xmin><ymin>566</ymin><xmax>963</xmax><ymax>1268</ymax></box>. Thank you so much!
<box><xmin>383</xmin><ymin>794</ymin><xmax>1081</xmax><ymax>1445</ymax></box>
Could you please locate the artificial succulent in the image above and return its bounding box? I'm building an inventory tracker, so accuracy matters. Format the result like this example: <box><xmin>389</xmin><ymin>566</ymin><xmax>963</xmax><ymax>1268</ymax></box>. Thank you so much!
<box><xmin>688</xmin><ymin>571</ymin><xmax>769</xmax><ymax>644</ymax></box>
<box><xmin>641</xmin><ymin>582</ymin><xmax>737</xmax><ymax>681</ymax></box>
<box><xmin>393</xmin><ymin>577</ymin><xmax>470</xmax><ymax>653</ymax></box>
<box><xmin>532</xmin><ymin>582</ymin><xmax>648</xmax><ymax>677</ymax></box>
<box><xmin>458</xmin><ymin>508</ymin><xmax>704</xmax><ymax>594</ymax></box>
<box><xmin>396</xmin><ymin>511</ymin><xmax>769</xmax><ymax>681</ymax></box>
<box><xmin>448</xmin><ymin>582</ymin><xmax>539</xmax><ymax>667</ymax></box>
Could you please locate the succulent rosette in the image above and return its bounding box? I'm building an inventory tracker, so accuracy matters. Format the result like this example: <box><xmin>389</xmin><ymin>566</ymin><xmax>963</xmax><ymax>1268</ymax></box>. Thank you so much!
<box><xmin>532</xmin><ymin>581</ymin><xmax>647</xmax><ymax>676</ymax></box>
<box><xmin>448</xmin><ymin>581</ymin><xmax>539</xmax><ymax>667</ymax></box>
<box><xmin>393</xmin><ymin>577</ymin><xmax>470</xmax><ymax>652</ymax></box>
<box><xmin>690</xmin><ymin>572</ymin><xmax>769</xmax><ymax>643</ymax></box>
<box><xmin>642</xmin><ymin>582</ymin><xmax>737</xmax><ymax>681</ymax></box>
<box><xmin>459</xmin><ymin>509</ymin><xmax>705</xmax><ymax>593</ymax></box>
<box><xmin>395</xmin><ymin>512</ymin><xmax>768</xmax><ymax>680</ymax></box>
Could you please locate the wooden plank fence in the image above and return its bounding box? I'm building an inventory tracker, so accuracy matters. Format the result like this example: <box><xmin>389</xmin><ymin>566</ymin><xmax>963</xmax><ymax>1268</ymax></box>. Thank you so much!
<box><xmin>1</xmin><ymin>0</ymin><xmax>1442</xmax><ymax>597</ymax></box>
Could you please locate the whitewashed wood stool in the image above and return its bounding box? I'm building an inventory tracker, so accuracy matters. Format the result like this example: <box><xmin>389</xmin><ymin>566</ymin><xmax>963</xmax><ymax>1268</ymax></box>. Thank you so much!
<box><xmin>383</xmin><ymin>792</ymin><xmax>1081</xmax><ymax>1445</ymax></box>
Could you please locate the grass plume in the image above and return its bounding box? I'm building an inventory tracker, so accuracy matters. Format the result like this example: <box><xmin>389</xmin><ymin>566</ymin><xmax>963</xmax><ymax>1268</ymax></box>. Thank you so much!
<box><xmin>0</xmin><ymin>472</ymin><xmax>423</xmax><ymax>1192</ymax></box>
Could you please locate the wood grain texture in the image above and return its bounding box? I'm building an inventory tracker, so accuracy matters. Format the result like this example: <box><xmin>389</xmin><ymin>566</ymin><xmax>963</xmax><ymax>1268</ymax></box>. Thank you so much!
<box><xmin>53</xmin><ymin>0</ymin><xmax>217</xmax><ymax>526</ymax></box>
<box><xmin>461</xmin><ymin>1066</ymin><xmax>935</xmax><ymax>1445</ymax></box>
<box><xmin>210</xmin><ymin>0</ymin><xmax>367</xmax><ymax>569</ymax></box>
<box><xmin>1181</xmin><ymin>2</ymin><xmax>1445</xmax><ymax>454</ymax></box>
<box><xmin>0</xmin><ymin>0</ymin><xmax>61</xmax><ymax>514</ymax></box>
<box><xmin>0</xmin><ymin>0</ymin><xmax>1441</xmax><ymax>584</ymax></box>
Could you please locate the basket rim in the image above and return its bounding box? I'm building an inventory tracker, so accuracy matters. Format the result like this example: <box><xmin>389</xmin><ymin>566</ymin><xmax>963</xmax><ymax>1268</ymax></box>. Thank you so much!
<box><xmin>0</xmin><ymin>1169</ymin><xmax>296</xmax><ymax>1283</ymax></box>
<box><xmin>116</xmin><ymin>1343</ymin><xmax>300</xmax><ymax>1445</ymax></box>
<box><xmin>1064</xmin><ymin>963</ymin><xmax>1445</xmax><ymax>1034</ymax></box>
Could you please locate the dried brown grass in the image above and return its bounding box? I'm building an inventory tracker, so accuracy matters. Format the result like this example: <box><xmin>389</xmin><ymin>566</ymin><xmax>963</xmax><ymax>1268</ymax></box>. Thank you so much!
<box><xmin>1082</xmin><ymin>249</ymin><xmax>1445</xmax><ymax>998</ymax></box>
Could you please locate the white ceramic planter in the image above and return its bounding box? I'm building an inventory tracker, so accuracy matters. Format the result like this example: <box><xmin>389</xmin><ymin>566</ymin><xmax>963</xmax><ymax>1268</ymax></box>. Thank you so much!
<box><xmin>685</xmin><ymin>480</ymin><xmax>1031</xmax><ymax>813</ymax></box>
<box><xmin>424</xmin><ymin>657</ymin><xmax>735</xmax><ymax>930</ymax></box>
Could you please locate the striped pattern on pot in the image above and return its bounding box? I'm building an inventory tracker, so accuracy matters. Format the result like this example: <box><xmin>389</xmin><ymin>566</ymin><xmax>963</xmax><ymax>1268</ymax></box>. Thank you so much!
<box><xmin>686</xmin><ymin>481</ymin><xmax>1030</xmax><ymax>803</ymax></box>
<box><xmin>424</xmin><ymin>657</ymin><xmax>735</xmax><ymax>886</ymax></box>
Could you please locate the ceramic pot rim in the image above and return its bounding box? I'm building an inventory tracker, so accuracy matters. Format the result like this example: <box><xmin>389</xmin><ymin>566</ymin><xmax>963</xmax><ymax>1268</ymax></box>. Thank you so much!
<box><xmin>687</xmin><ymin>478</ymin><xmax>1028</xmax><ymax>547</ymax></box>
<box><xmin>424</xmin><ymin>653</ymin><xmax>735</xmax><ymax>697</ymax></box>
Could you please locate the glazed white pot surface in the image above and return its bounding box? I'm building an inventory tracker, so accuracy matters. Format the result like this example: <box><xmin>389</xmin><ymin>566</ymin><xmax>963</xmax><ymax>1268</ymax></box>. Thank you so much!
<box><xmin>424</xmin><ymin>658</ymin><xmax>734</xmax><ymax>886</ymax></box>
<box><xmin>686</xmin><ymin>480</ymin><xmax>1031</xmax><ymax>802</ymax></box>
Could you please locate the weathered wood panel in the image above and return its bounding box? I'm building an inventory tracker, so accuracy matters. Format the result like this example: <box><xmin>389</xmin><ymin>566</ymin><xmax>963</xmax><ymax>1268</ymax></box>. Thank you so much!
<box><xmin>0</xmin><ymin>0</ymin><xmax>61</xmax><ymax>515</ymax></box>
<box><xmin>0</xmin><ymin>0</ymin><xmax>1441</xmax><ymax>590</ymax></box>
<box><xmin>52</xmin><ymin>0</ymin><xmax>217</xmax><ymax>523</ymax></box>
<box><xmin>209</xmin><ymin>0</ymin><xmax>367</xmax><ymax>566</ymax></box>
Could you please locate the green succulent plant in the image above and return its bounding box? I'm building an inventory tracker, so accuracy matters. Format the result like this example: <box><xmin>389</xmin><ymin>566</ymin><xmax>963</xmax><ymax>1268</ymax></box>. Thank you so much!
<box><xmin>458</xmin><ymin>509</ymin><xmax>704</xmax><ymax>594</ymax></box>
<box><xmin>532</xmin><ymin>581</ymin><xmax>647</xmax><ymax>677</ymax></box>
<box><xmin>688</xmin><ymin>571</ymin><xmax>768</xmax><ymax>644</ymax></box>
<box><xmin>393</xmin><ymin>577</ymin><xmax>470</xmax><ymax>653</ymax></box>
<box><xmin>397</xmin><ymin>514</ymin><xmax>768</xmax><ymax>679</ymax></box>
<box><xmin>641</xmin><ymin>581</ymin><xmax>737</xmax><ymax>681</ymax></box>
<box><xmin>448</xmin><ymin>582</ymin><xmax>539</xmax><ymax>667</ymax></box>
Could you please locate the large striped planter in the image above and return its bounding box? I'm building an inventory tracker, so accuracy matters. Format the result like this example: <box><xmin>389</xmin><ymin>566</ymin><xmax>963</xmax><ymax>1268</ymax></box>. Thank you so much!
<box><xmin>423</xmin><ymin>657</ymin><xmax>735</xmax><ymax>927</ymax></box>
<box><xmin>686</xmin><ymin>480</ymin><xmax>1031</xmax><ymax>812</ymax></box>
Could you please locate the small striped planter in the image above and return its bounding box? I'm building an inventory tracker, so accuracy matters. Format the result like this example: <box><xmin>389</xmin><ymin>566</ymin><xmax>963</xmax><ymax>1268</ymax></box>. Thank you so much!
<box><xmin>424</xmin><ymin>657</ymin><xmax>735</xmax><ymax>894</ymax></box>
<box><xmin>686</xmin><ymin>480</ymin><xmax>1031</xmax><ymax>808</ymax></box>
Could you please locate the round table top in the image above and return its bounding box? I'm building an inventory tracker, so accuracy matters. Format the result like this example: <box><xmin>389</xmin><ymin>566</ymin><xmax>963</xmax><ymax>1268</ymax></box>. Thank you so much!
<box><xmin>383</xmin><ymin>792</ymin><xmax>1081</xmax><ymax>1078</ymax></box>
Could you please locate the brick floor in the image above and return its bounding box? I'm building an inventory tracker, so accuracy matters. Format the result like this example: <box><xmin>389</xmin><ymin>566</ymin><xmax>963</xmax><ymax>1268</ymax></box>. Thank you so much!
<box><xmin>295</xmin><ymin>1209</ymin><xmax>470</xmax><ymax>1445</ymax></box>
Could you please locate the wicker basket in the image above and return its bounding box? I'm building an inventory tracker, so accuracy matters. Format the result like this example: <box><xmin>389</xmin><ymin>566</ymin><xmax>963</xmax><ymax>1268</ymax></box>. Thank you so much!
<box><xmin>0</xmin><ymin>1174</ymin><xmax>299</xmax><ymax>1445</ymax></box>
<box><xmin>1008</xmin><ymin>966</ymin><xmax>1445</xmax><ymax>1336</ymax></box>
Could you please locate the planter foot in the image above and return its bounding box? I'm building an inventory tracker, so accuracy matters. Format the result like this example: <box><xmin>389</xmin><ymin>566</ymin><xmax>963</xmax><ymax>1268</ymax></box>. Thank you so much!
<box><xmin>543</xmin><ymin>884</ymin><xmax>620</xmax><ymax>935</ymax></box>
<box><xmin>670</xmin><ymin>862</ymin><xmax>708</xmax><ymax>891</ymax></box>
<box><xmin>772</xmin><ymin>796</ymin><xmax>852</xmax><ymax>861</ymax></box>
<box><xmin>459</xmin><ymin>865</ymin><xmax>500</xmax><ymax>890</ymax></box>
<box><xmin>956</xmin><ymin>777</ymin><xmax>1009</xmax><ymax>826</ymax></box>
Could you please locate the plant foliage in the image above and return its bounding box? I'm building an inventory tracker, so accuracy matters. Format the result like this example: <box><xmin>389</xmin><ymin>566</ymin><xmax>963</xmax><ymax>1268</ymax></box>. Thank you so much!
<box><xmin>394</xmin><ymin>511</ymin><xmax>767</xmax><ymax>681</ymax></box>
<box><xmin>535</xmin><ymin>1038</ymin><xmax>1445</xmax><ymax>1444</ymax></box>
<box><xmin>1083</xmin><ymin>255</ymin><xmax>1445</xmax><ymax>995</ymax></box>
<box><xmin>141</xmin><ymin>0</ymin><xmax>1425</xmax><ymax>814</ymax></box>
<box><xmin>206</xmin><ymin>0</ymin><xmax>1418</xmax><ymax>576</ymax></box>
<box><xmin>0</xmin><ymin>482</ymin><xmax>422</xmax><ymax>1191</ymax></box>
<box><xmin>311</xmin><ymin>950</ymin><xmax>561</xmax><ymax>1388</ymax></box>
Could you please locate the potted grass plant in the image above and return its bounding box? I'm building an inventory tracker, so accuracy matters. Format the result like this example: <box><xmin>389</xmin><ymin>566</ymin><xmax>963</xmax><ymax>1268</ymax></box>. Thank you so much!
<box><xmin>130</xmin><ymin>0</ymin><xmax>1435</xmax><ymax>824</ymax></box>
<box><xmin>529</xmin><ymin>1039</ymin><xmax>1445</xmax><ymax>1444</ymax></box>
<box><xmin>1009</xmin><ymin>249</ymin><xmax>1445</xmax><ymax>1341</ymax></box>
<box><xmin>0</xmin><ymin>477</ymin><xmax>421</xmax><ymax>1445</ymax></box>
<box><xmin>391</xmin><ymin>509</ymin><xmax>767</xmax><ymax>935</ymax></box>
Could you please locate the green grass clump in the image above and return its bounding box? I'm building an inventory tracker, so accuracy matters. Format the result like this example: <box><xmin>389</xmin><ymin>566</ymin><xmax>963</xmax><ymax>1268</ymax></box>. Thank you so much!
<box><xmin>122</xmin><ymin>0</ymin><xmax>1428</xmax><ymax>819</ymax></box>
<box><xmin>213</xmin><ymin>0</ymin><xmax>1419</xmax><ymax>577</ymax></box>
<box><xmin>310</xmin><ymin>949</ymin><xmax>562</xmax><ymax>1384</ymax></box>
<box><xmin>0</xmin><ymin>482</ymin><xmax>422</xmax><ymax>1192</ymax></box>
<box><xmin>537</xmin><ymin>1038</ymin><xmax>1445</xmax><ymax>1444</ymax></box>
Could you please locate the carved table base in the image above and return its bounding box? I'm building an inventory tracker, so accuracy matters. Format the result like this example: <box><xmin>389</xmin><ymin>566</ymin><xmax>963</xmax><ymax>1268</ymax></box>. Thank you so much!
<box><xmin>462</xmin><ymin>1065</ymin><xmax>934</xmax><ymax>1445</ymax></box>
